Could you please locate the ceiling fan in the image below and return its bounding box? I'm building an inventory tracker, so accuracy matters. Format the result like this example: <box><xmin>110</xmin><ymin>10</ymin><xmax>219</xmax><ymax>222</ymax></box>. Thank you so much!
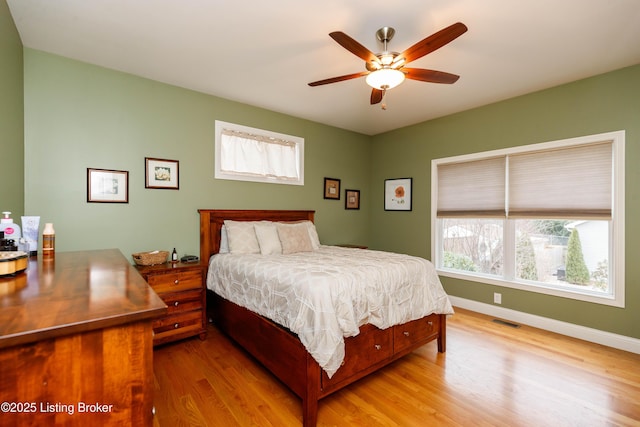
<box><xmin>308</xmin><ymin>22</ymin><xmax>468</xmax><ymax>106</ymax></box>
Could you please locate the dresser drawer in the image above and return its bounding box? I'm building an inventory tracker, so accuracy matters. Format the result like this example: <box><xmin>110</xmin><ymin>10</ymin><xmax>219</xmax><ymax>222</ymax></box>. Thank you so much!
<box><xmin>323</xmin><ymin>324</ymin><xmax>392</xmax><ymax>387</ymax></box>
<box><xmin>162</xmin><ymin>289</ymin><xmax>203</xmax><ymax>315</ymax></box>
<box><xmin>147</xmin><ymin>268</ymin><xmax>202</xmax><ymax>294</ymax></box>
<box><xmin>393</xmin><ymin>314</ymin><xmax>440</xmax><ymax>353</ymax></box>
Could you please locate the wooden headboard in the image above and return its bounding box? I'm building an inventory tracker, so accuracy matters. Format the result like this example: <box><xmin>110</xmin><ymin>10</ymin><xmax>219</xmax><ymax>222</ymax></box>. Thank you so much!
<box><xmin>198</xmin><ymin>209</ymin><xmax>315</xmax><ymax>262</ymax></box>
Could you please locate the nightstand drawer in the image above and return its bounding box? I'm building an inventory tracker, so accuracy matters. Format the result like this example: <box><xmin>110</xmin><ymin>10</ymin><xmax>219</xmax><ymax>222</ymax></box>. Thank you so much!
<box><xmin>147</xmin><ymin>269</ymin><xmax>202</xmax><ymax>294</ymax></box>
<box><xmin>163</xmin><ymin>289</ymin><xmax>203</xmax><ymax>315</ymax></box>
<box><xmin>153</xmin><ymin>310</ymin><xmax>202</xmax><ymax>336</ymax></box>
<box><xmin>135</xmin><ymin>261</ymin><xmax>207</xmax><ymax>345</ymax></box>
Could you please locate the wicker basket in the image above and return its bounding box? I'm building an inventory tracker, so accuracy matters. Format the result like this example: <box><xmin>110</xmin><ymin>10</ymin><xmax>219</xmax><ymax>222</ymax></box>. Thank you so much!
<box><xmin>132</xmin><ymin>250</ymin><xmax>169</xmax><ymax>266</ymax></box>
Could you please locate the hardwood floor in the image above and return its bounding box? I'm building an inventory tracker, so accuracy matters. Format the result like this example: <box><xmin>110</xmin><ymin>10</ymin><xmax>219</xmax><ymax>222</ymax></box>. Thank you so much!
<box><xmin>153</xmin><ymin>307</ymin><xmax>640</xmax><ymax>426</ymax></box>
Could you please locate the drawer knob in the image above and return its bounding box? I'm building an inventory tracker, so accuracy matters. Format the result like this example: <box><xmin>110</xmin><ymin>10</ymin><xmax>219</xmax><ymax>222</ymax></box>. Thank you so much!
<box><xmin>174</xmin><ymin>323</ymin><xmax>179</xmax><ymax>329</ymax></box>
<box><xmin>174</xmin><ymin>279</ymin><xmax>179</xmax><ymax>285</ymax></box>
<box><xmin>427</xmin><ymin>321</ymin><xmax>433</xmax><ymax>326</ymax></box>
<box><xmin>374</xmin><ymin>344</ymin><xmax>382</xmax><ymax>350</ymax></box>
<box><xmin>403</xmin><ymin>331</ymin><xmax>410</xmax><ymax>337</ymax></box>
<box><xmin>174</xmin><ymin>301</ymin><xmax>179</xmax><ymax>307</ymax></box>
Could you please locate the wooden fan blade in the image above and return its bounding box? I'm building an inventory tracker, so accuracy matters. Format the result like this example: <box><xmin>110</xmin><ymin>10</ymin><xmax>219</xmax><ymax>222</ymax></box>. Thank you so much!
<box><xmin>329</xmin><ymin>31</ymin><xmax>379</xmax><ymax>64</ymax></box>
<box><xmin>397</xmin><ymin>22</ymin><xmax>467</xmax><ymax>65</ymax></box>
<box><xmin>308</xmin><ymin>71</ymin><xmax>369</xmax><ymax>87</ymax></box>
<box><xmin>370</xmin><ymin>88</ymin><xmax>384</xmax><ymax>104</ymax></box>
<box><xmin>403</xmin><ymin>68</ymin><xmax>460</xmax><ymax>84</ymax></box>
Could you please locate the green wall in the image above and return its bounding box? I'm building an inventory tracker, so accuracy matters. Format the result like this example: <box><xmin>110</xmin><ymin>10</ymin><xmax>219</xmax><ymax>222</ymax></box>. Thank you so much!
<box><xmin>0</xmin><ymin>0</ymin><xmax>24</xmax><ymax>219</ymax></box>
<box><xmin>370</xmin><ymin>64</ymin><xmax>640</xmax><ymax>339</ymax></box>
<box><xmin>23</xmin><ymin>49</ymin><xmax>371</xmax><ymax>259</ymax></box>
<box><xmin>7</xmin><ymin>0</ymin><xmax>638</xmax><ymax>341</ymax></box>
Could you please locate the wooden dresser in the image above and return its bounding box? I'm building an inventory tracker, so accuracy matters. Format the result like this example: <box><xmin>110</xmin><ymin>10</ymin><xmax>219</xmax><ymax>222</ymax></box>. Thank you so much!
<box><xmin>0</xmin><ymin>249</ymin><xmax>167</xmax><ymax>427</ymax></box>
<box><xmin>135</xmin><ymin>261</ymin><xmax>207</xmax><ymax>346</ymax></box>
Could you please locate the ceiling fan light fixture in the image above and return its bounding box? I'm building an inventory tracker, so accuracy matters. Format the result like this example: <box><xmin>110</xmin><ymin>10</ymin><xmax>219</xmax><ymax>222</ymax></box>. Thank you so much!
<box><xmin>365</xmin><ymin>68</ymin><xmax>405</xmax><ymax>90</ymax></box>
<box><xmin>380</xmin><ymin>53</ymin><xmax>394</xmax><ymax>66</ymax></box>
<box><xmin>391</xmin><ymin>56</ymin><xmax>406</xmax><ymax>68</ymax></box>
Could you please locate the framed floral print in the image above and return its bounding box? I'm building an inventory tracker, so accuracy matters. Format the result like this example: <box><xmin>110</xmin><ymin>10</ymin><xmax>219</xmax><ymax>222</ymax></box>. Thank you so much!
<box><xmin>145</xmin><ymin>157</ymin><xmax>179</xmax><ymax>189</ymax></box>
<box><xmin>384</xmin><ymin>178</ymin><xmax>412</xmax><ymax>211</ymax></box>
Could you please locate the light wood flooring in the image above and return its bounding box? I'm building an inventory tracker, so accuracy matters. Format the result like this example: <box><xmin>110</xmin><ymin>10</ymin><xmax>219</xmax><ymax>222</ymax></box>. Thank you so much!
<box><xmin>153</xmin><ymin>307</ymin><xmax>640</xmax><ymax>426</ymax></box>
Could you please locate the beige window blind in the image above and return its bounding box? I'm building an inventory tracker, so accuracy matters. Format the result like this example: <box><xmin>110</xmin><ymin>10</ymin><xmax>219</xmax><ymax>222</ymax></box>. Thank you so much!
<box><xmin>437</xmin><ymin>156</ymin><xmax>506</xmax><ymax>217</ymax></box>
<box><xmin>437</xmin><ymin>140</ymin><xmax>613</xmax><ymax>219</ymax></box>
<box><xmin>508</xmin><ymin>141</ymin><xmax>612</xmax><ymax>219</ymax></box>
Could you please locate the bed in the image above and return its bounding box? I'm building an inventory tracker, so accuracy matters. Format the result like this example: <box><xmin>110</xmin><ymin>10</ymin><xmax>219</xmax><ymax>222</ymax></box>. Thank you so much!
<box><xmin>199</xmin><ymin>209</ymin><xmax>453</xmax><ymax>427</ymax></box>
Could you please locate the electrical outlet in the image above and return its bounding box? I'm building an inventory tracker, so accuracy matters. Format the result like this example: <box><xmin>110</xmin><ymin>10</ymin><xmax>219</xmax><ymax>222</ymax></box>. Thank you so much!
<box><xmin>493</xmin><ymin>292</ymin><xmax>502</xmax><ymax>304</ymax></box>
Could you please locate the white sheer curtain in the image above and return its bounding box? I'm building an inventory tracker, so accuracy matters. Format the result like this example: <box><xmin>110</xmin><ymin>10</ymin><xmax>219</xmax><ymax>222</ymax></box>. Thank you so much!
<box><xmin>220</xmin><ymin>130</ymin><xmax>299</xmax><ymax>180</ymax></box>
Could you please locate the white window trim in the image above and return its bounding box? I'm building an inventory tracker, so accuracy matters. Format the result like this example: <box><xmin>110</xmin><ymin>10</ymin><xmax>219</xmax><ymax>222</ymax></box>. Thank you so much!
<box><xmin>431</xmin><ymin>130</ymin><xmax>625</xmax><ymax>307</ymax></box>
<box><xmin>215</xmin><ymin>120</ymin><xmax>304</xmax><ymax>185</ymax></box>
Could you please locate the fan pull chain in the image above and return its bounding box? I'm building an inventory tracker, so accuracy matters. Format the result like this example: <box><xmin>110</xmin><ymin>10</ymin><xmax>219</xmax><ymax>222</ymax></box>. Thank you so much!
<box><xmin>381</xmin><ymin>89</ymin><xmax>387</xmax><ymax>110</ymax></box>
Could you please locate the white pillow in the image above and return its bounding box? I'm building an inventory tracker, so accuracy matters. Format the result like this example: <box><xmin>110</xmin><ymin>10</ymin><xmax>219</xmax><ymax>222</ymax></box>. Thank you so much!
<box><xmin>219</xmin><ymin>225</ymin><xmax>229</xmax><ymax>253</ymax></box>
<box><xmin>223</xmin><ymin>220</ymin><xmax>260</xmax><ymax>254</ymax></box>
<box><xmin>277</xmin><ymin>222</ymin><xmax>315</xmax><ymax>254</ymax></box>
<box><xmin>254</xmin><ymin>223</ymin><xmax>282</xmax><ymax>255</ymax></box>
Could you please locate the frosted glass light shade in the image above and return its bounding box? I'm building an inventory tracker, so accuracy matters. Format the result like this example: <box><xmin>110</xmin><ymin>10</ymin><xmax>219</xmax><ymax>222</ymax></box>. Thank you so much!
<box><xmin>365</xmin><ymin>68</ymin><xmax>405</xmax><ymax>90</ymax></box>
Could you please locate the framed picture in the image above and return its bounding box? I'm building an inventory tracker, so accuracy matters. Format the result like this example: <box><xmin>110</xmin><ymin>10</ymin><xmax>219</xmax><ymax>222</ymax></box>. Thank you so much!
<box><xmin>384</xmin><ymin>178</ymin><xmax>412</xmax><ymax>211</ymax></box>
<box><xmin>345</xmin><ymin>189</ymin><xmax>360</xmax><ymax>210</ymax></box>
<box><xmin>324</xmin><ymin>177</ymin><xmax>341</xmax><ymax>200</ymax></box>
<box><xmin>145</xmin><ymin>157</ymin><xmax>179</xmax><ymax>189</ymax></box>
<box><xmin>87</xmin><ymin>168</ymin><xmax>129</xmax><ymax>203</ymax></box>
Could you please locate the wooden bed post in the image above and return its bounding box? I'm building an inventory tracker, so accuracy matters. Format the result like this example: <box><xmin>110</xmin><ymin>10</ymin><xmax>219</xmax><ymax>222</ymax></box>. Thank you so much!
<box><xmin>198</xmin><ymin>209</ymin><xmax>213</xmax><ymax>264</ymax></box>
<box><xmin>438</xmin><ymin>314</ymin><xmax>447</xmax><ymax>353</ymax></box>
<box><xmin>302</xmin><ymin>354</ymin><xmax>320</xmax><ymax>427</ymax></box>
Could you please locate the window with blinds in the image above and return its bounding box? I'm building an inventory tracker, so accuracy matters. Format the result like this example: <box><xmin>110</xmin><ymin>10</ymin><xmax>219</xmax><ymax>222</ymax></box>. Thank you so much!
<box><xmin>436</xmin><ymin>142</ymin><xmax>612</xmax><ymax>219</ymax></box>
<box><xmin>215</xmin><ymin>120</ymin><xmax>304</xmax><ymax>185</ymax></box>
<box><xmin>432</xmin><ymin>130</ymin><xmax>625</xmax><ymax>307</ymax></box>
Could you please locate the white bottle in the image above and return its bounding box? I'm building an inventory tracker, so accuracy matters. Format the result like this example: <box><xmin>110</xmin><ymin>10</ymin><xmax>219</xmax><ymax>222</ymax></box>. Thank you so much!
<box><xmin>0</xmin><ymin>211</ymin><xmax>21</xmax><ymax>240</ymax></box>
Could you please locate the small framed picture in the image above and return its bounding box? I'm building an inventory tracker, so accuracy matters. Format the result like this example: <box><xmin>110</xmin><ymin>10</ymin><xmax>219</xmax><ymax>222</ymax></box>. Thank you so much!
<box><xmin>87</xmin><ymin>168</ymin><xmax>129</xmax><ymax>203</ymax></box>
<box><xmin>324</xmin><ymin>177</ymin><xmax>341</xmax><ymax>200</ymax></box>
<box><xmin>345</xmin><ymin>189</ymin><xmax>360</xmax><ymax>210</ymax></box>
<box><xmin>145</xmin><ymin>157</ymin><xmax>179</xmax><ymax>190</ymax></box>
<box><xmin>384</xmin><ymin>178</ymin><xmax>412</xmax><ymax>211</ymax></box>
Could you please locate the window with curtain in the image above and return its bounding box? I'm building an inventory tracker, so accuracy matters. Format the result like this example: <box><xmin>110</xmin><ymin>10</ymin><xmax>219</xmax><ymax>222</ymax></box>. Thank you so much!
<box><xmin>431</xmin><ymin>130</ymin><xmax>625</xmax><ymax>307</ymax></box>
<box><xmin>215</xmin><ymin>120</ymin><xmax>304</xmax><ymax>185</ymax></box>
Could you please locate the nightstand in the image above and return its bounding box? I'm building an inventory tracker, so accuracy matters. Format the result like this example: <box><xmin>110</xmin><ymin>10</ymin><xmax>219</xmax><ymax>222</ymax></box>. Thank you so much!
<box><xmin>135</xmin><ymin>261</ymin><xmax>207</xmax><ymax>346</ymax></box>
<box><xmin>337</xmin><ymin>244</ymin><xmax>368</xmax><ymax>249</ymax></box>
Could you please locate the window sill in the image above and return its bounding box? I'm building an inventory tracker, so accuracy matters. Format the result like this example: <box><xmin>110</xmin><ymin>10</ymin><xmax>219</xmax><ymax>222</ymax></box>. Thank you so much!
<box><xmin>437</xmin><ymin>268</ymin><xmax>624</xmax><ymax>308</ymax></box>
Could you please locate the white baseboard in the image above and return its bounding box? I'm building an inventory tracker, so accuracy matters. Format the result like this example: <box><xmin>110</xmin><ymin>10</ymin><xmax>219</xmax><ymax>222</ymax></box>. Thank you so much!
<box><xmin>448</xmin><ymin>296</ymin><xmax>640</xmax><ymax>355</ymax></box>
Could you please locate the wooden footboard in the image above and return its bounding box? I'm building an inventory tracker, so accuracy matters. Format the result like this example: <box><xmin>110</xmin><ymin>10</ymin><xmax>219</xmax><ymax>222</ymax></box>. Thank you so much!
<box><xmin>199</xmin><ymin>209</ymin><xmax>447</xmax><ymax>427</ymax></box>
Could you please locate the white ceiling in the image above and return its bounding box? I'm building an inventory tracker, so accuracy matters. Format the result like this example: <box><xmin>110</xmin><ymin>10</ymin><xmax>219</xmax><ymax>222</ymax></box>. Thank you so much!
<box><xmin>7</xmin><ymin>0</ymin><xmax>640</xmax><ymax>135</ymax></box>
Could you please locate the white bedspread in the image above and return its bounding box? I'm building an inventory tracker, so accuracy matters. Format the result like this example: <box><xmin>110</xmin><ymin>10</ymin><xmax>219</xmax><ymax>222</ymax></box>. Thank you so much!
<box><xmin>206</xmin><ymin>245</ymin><xmax>454</xmax><ymax>377</ymax></box>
